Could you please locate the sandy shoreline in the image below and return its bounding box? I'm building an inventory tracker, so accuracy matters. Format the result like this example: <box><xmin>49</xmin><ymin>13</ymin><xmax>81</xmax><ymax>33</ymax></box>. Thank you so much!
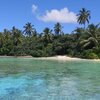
<box><xmin>0</xmin><ymin>55</ymin><xmax>100</xmax><ymax>61</ymax></box>
<box><xmin>33</xmin><ymin>56</ymin><xmax>83</xmax><ymax>61</ymax></box>
<box><xmin>0</xmin><ymin>56</ymin><xmax>33</xmax><ymax>58</ymax></box>
<box><xmin>20</xmin><ymin>55</ymin><xmax>100</xmax><ymax>61</ymax></box>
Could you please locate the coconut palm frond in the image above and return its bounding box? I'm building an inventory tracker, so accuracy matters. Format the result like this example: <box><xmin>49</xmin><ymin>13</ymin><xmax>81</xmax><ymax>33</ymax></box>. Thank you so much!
<box><xmin>83</xmin><ymin>41</ymin><xmax>91</xmax><ymax>48</ymax></box>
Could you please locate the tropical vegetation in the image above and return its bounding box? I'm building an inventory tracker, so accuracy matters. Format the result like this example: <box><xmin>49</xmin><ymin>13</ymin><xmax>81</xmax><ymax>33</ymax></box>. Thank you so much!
<box><xmin>0</xmin><ymin>8</ymin><xmax>100</xmax><ymax>59</ymax></box>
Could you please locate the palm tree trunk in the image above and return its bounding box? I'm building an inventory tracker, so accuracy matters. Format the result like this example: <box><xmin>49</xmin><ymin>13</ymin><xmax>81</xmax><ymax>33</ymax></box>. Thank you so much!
<box><xmin>84</xmin><ymin>23</ymin><xmax>85</xmax><ymax>29</ymax></box>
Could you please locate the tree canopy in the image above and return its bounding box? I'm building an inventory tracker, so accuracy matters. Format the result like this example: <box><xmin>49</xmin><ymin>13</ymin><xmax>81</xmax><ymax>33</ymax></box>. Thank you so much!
<box><xmin>0</xmin><ymin>8</ymin><xmax>100</xmax><ymax>59</ymax></box>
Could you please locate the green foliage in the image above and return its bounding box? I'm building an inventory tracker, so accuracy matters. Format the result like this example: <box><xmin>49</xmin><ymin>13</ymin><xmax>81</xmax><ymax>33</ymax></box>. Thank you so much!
<box><xmin>54</xmin><ymin>22</ymin><xmax>62</xmax><ymax>35</ymax></box>
<box><xmin>67</xmin><ymin>49</ymin><xmax>74</xmax><ymax>56</ymax></box>
<box><xmin>77</xmin><ymin>8</ymin><xmax>91</xmax><ymax>28</ymax></box>
<box><xmin>0</xmin><ymin>22</ymin><xmax>100</xmax><ymax>59</ymax></box>
<box><xmin>82</xmin><ymin>50</ymin><xmax>99</xmax><ymax>59</ymax></box>
<box><xmin>0</xmin><ymin>8</ymin><xmax>100</xmax><ymax>59</ymax></box>
<box><xmin>30</xmin><ymin>50</ymin><xmax>43</xmax><ymax>57</ymax></box>
<box><xmin>43</xmin><ymin>44</ymin><xmax>54</xmax><ymax>57</ymax></box>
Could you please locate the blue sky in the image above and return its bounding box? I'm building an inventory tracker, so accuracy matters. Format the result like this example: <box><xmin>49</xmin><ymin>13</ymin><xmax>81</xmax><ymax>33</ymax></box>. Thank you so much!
<box><xmin>0</xmin><ymin>0</ymin><xmax>100</xmax><ymax>33</ymax></box>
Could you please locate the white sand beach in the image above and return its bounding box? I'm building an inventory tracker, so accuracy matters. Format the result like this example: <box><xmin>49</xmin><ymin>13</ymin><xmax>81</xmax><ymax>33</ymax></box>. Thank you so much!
<box><xmin>0</xmin><ymin>55</ymin><xmax>100</xmax><ymax>61</ymax></box>
<box><xmin>32</xmin><ymin>56</ymin><xmax>84</xmax><ymax>61</ymax></box>
<box><xmin>32</xmin><ymin>56</ymin><xmax>100</xmax><ymax>61</ymax></box>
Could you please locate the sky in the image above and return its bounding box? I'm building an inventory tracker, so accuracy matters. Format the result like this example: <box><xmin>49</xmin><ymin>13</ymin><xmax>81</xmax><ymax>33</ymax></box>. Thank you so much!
<box><xmin>0</xmin><ymin>0</ymin><xmax>100</xmax><ymax>33</ymax></box>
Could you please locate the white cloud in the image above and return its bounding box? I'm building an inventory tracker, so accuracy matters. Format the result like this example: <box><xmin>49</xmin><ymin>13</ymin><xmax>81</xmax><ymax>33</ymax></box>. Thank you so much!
<box><xmin>32</xmin><ymin>4</ymin><xmax>38</xmax><ymax>13</ymax></box>
<box><xmin>38</xmin><ymin>8</ymin><xmax>77</xmax><ymax>23</ymax></box>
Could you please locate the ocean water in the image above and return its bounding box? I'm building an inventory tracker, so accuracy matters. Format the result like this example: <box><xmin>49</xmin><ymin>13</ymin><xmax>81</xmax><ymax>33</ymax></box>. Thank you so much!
<box><xmin>0</xmin><ymin>57</ymin><xmax>100</xmax><ymax>100</ymax></box>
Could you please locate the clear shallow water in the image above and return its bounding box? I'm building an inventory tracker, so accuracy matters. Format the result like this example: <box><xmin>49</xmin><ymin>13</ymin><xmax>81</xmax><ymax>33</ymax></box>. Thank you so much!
<box><xmin>0</xmin><ymin>58</ymin><xmax>100</xmax><ymax>100</ymax></box>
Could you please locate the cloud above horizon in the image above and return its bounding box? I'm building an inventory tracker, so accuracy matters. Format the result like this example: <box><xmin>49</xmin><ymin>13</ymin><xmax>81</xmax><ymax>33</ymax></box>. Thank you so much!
<box><xmin>38</xmin><ymin>8</ymin><xmax>77</xmax><ymax>23</ymax></box>
<box><xmin>32</xmin><ymin>4</ymin><xmax>38</xmax><ymax>13</ymax></box>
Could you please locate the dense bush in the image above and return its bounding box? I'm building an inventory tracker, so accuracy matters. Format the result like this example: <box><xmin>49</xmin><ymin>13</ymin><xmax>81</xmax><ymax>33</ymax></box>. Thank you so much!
<box><xmin>0</xmin><ymin>21</ymin><xmax>100</xmax><ymax>59</ymax></box>
<box><xmin>82</xmin><ymin>50</ymin><xmax>99</xmax><ymax>59</ymax></box>
<box><xmin>30</xmin><ymin>50</ymin><xmax>43</xmax><ymax>57</ymax></box>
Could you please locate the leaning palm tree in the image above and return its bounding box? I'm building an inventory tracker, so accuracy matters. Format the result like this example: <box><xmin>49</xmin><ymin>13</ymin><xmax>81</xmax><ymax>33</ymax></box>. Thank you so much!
<box><xmin>80</xmin><ymin>23</ymin><xmax>100</xmax><ymax>50</ymax></box>
<box><xmin>77</xmin><ymin>8</ymin><xmax>91</xmax><ymax>29</ymax></box>
<box><xmin>23</xmin><ymin>22</ymin><xmax>35</xmax><ymax>36</ymax></box>
<box><xmin>54</xmin><ymin>22</ymin><xmax>62</xmax><ymax>35</ymax></box>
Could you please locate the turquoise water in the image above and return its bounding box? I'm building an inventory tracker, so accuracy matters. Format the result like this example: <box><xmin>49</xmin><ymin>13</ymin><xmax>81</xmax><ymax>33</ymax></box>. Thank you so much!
<box><xmin>0</xmin><ymin>58</ymin><xmax>100</xmax><ymax>100</ymax></box>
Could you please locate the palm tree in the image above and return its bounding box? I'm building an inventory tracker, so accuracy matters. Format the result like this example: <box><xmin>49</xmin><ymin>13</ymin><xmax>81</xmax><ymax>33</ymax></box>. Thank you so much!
<box><xmin>80</xmin><ymin>23</ymin><xmax>100</xmax><ymax>50</ymax></box>
<box><xmin>77</xmin><ymin>8</ymin><xmax>91</xmax><ymax>29</ymax></box>
<box><xmin>42</xmin><ymin>28</ymin><xmax>53</xmax><ymax>43</ymax></box>
<box><xmin>54</xmin><ymin>22</ymin><xmax>62</xmax><ymax>35</ymax></box>
<box><xmin>11</xmin><ymin>26</ymin><xmax>22</xmax><ymax>46</ymax></box>
<box><xmin>3</xmin><ymin>29</ymin><xmax>11</xmax><ymax>41</ymax></box>
<box><xmin>73</xmin><ymin>27</ymin><xmax>85</xmax><ymax>39</ymax></box>
<box><xmin>0</xmin><ymin>33</ymin><xmax>4</xmax><ymax>48</ymax></box>
<box><xmin>23</xmin><ymin>22</ymin><xmax>35</xmax><ymax>36</ymax></box>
